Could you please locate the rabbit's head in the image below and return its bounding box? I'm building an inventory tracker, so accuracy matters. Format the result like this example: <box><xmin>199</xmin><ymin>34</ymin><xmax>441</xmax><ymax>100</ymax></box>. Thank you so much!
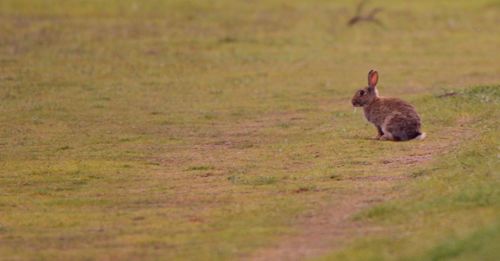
<box><xmin>352</xmin><ymin>70</ymin><xmax>379</xmax><ymax>107</ymax></box>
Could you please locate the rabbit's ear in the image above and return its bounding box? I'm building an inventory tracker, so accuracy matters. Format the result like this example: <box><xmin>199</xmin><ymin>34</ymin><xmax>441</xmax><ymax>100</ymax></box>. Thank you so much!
<box><xmin>368</xmin><ymin>70</ymin><xmax>379</xmax><ymax>88</ymax></box>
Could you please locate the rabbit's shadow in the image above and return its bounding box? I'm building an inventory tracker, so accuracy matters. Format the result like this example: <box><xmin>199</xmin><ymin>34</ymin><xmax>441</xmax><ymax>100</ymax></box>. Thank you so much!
<box><xmin>344</xmin><ymin>135</ymin><xmax>379</xmax><ymax>141</ymax></box>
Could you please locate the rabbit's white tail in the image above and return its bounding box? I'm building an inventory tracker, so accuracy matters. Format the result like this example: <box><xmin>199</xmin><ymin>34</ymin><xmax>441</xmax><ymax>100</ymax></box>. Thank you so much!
<box><xmin>416</xmin><ymin>132</ymin><xmax>426</xmax><ymax>141</ymax></box>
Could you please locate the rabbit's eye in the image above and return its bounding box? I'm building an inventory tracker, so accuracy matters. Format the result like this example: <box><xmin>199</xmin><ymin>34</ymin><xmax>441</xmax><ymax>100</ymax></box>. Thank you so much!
<box><xmin>359</xmin><ymin>90</ymin><xmax>365</xmax><ymax>96</ymax></box>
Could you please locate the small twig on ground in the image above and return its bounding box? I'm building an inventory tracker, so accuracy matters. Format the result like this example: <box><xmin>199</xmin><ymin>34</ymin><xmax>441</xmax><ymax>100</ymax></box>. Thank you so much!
<box><xmin>437</xmin><ymin>91</ymin><xmax>459</xmax><ymax>98</ymax></box>
<box><xmin>347</xmin><ymin>0</ymin><xmax>383</xmax><ymax>26</ymax></box>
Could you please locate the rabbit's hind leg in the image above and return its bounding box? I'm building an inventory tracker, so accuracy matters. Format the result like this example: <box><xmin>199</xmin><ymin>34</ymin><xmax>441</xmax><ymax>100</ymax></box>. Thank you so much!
<box><xmin>379</xmin><ymin>132</ymin><xmax>395</xmax><ymax>141</ymax></box>
<box><xmin>380</xmin><ymin>118</ymin><xmax>396</xmax><ymax>141</ymax></box>
<box><xmin>380</xmin><ymin>112</ymin><xmax>406</xmax><ymax>141</ymax></box>
<box><xmin>379</xmin><ymin>124</ymin><xmax>394</xmax><ymax>140</ymax></box>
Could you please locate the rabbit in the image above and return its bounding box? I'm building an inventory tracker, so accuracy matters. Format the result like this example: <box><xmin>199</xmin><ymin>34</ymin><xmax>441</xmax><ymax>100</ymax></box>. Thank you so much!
<box><xmin>351</xmin><ymin>70</ymin><xmax>426</xmax><ymax>141</ymax></box>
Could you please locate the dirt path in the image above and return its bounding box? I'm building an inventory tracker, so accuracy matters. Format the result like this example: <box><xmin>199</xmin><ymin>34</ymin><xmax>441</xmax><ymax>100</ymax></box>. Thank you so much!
<box><xmin>246</xmin><ymin>189</ymin><xmax>386</xmax><ymax>261</ymax></box>
<box><xmin>245</xmin><ymin>124</ymin><xmax>472</xmax><ymax>261</ymax></box>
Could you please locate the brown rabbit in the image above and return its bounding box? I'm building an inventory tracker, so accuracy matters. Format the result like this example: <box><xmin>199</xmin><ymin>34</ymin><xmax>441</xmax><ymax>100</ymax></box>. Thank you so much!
<box><xmin>351</xmin><ymin>70</ymin><xmax>426</xmax><ymax>141</ymax></box>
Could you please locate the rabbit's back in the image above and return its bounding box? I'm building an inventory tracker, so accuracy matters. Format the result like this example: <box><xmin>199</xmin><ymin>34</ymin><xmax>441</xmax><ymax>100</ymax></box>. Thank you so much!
<box><xmin>364</xmin><ymin>97</ymin><xmax>422</xmax><ymax>140</ymax></box>
<box><xmin>364</xmin><ymin>98</ymin><xmax>419</xmax><ymax>124</ymax></box>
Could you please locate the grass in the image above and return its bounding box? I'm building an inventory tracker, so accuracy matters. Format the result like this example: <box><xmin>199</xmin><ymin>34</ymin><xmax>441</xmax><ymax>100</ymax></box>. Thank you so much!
<box><xmin>319</xmin><ymin>87</ymin><xmax>500</xmax><ymax>260</ymax></box>
<box><xmin>0</xmin><ymin>0</ymin><xmax>499</xmax><ymax>260</ymax></box>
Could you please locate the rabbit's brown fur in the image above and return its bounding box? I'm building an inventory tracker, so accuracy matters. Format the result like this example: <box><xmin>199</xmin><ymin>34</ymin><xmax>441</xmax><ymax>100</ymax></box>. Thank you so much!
<box><xmin>351</xmin><ymin>70</ymin><xmax>425</xmax><ymax>141</ymax></box>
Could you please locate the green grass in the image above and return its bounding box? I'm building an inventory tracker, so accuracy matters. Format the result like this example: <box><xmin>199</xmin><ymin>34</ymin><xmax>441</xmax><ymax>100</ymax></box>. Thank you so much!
<box><xmin>319</xmin><ymin>86</ymin><xmax>500</xmax><ymax>260</ymax></box>
<box><xmin>0</xmin><ymin>0</ymin><xmax>499</xmax><ymax>260</ymax></box>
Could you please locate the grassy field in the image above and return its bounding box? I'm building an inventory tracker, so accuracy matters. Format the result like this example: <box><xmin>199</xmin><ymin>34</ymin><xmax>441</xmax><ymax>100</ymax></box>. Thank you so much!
<box><xmin>0</xmin><ymin>0</ymin><xmax>499</xmax><ymax>260</ymax></box>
